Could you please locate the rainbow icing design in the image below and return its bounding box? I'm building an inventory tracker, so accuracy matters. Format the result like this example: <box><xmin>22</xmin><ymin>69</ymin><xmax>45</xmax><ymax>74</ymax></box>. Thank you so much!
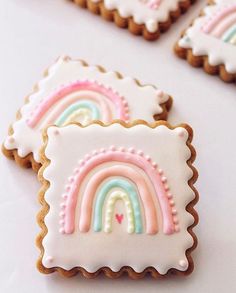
<box><xmin>59</xmin><ymin>146</ymin><xmax>179</xmax><ymax>236</ymax></box>
<box><xmin>27</xmin><ymin>80</ymin><xmax>130</xmax><ymax>128</ymax></box>
<box><xmin>202</xmin><ymin>4</ymin><xmax>236</xmax><ymax>46</ymax></box>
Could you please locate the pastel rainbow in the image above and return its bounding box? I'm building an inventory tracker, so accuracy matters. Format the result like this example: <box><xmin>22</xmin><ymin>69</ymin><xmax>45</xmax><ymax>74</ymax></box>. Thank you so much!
<box><xmin>72</xmin><ymin>164</ymin><xmax>158</xmax><ymax>235</ymax></box>
<box><xmin>27</xmin><ymin>80</ymin><xmax>130</xmax><ymax>128</ymax></box>
<box><xmin>93</xmin><ymin>177</ymin><xmax>143</xmax><ymax>234</ymax></box>
<box><xmin>62</xmin><ymin>148</ymin><xmax>176</xmax><ymax>235</ymax></box>
<box><xmin>202</xmin><ymin>4</ymin><xmax>236</xmax><ymax>45</ymax></box>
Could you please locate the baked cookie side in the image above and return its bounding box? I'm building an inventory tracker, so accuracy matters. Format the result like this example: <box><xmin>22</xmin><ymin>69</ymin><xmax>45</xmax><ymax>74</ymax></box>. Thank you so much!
<box><xmin>72</xmin><ymin>0</ymin><xmax>196</xmax><ymax>41</ymax></box>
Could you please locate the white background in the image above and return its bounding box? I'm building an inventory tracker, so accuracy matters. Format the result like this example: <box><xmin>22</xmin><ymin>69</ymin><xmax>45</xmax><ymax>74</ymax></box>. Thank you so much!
<box><xmin>0</xmin><ymin>0</ymin><xmax>236</xmax><ymax>292</ymax></box>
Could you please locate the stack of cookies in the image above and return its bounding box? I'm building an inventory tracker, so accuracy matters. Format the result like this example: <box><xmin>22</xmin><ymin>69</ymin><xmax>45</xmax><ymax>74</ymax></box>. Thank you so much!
<box><xmin>3</xmin><ymin>0</ymin><xmax>235</xmax><ymax>280</ymax></box>
<box><xmin>2</xmin><ymin>57</ymin><xmax>198</xmax><ymax>279</ymax></box>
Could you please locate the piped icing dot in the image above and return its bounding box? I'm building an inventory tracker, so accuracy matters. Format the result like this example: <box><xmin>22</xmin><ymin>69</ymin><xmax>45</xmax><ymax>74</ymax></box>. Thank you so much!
<box><xmin>167</xmin><ymin>192</ymin><xmax>172</xmax><ymax>199</ymax></box>
<box><xmin>128</xmin><ymin>227</ymin><xmax>134</xmax><ymax>234</ymax></box>
<box><xmin>158</xmin><ymin>169</ymin><xmax>163</xmax><ymax>175</ymax></box>
<box><xmin>46</xmin><ymin>256</ymin><xmax>53</xmax><ymax>263</ymax></box>
<box><xmin>177</xmin><ymin>128</ymin><xmax>186</xmax><ymax>138</ymax></box>
<box><xmin>59</xmin><ymin>228</ymin><xmax>65</xmax><ymax>234</ymax></box>
<box><xmin>146</xmin><ymin>19</ymin><xmax>158</xmax><ymax>33</ymax></box>
<box><xmin>62</xmin><ymin>193</ymin><xmax>68</xmax><ymax>199</ymax></box>
<box><xmin>65</xmin><ymin>185</ymin><xmax>71</xmax><ymax>192</ymax></box>
<box><xmin>60</xmin><ymin>203</ymin><xmax>66</xmax><ymax>209</ymax></box>
<box><xmin>173</xmin><ymin>217</ymin><xmax>178</xmax><ymax>224</ymax></box>
<box><xmin>164</xmin><ymin>184</ymin><xmax>169</xmax><ymax>191</ymax></box>
<box><xmin>172</xmin><ymin>208</ymin><xmax>177</xmax><ymax>215</ymax></box>
<box><xmin>123</xmin><ymin>100</ymin><xmax>128</xmax><ymax>107</ymax></box>
<box><xmin>156</xmin><ymin>89</ymin><xmax>164</xmax><ymax>97</ymax></box>
<box><xmin>59</xmin><ymin>219</ymin><xmax>65</xmax><ymax>225</ymax></box>
<box><xmin>104</xmin><ymin>225</ymin><xmax>111</xmax><ymax>233</ymax></box>
<box><xmin>68</xmin><ymin>176</ymin><xmax>74</xmax><ymax>183</ymax></box>
<box><xmin>59</xmin><ymin>211</ymin><xmax>65</xmax><ymax>218</ymax></box>
<box><xmin>179</xmin><ymin>259</ymin><xmax>188</xmax><ymax>268</ymax></box>
<box><xmin>161</xmin><ymin>176</ymin><xmax>167</xmax><ymax>183</ymax></box>
<box><xmin>152</xmin><ymin>162</ymin><xmax>157</xmax><ymax>168</ymax></box>
<box><xmin>137</xmin><ymin>150</ymin><xmax>144</xmax><ymax>156</ymax></box>
<box><xmin>109</xmin><ymin>145</ymin><xmax>116</xmax><ymax>151</ymax></box>
<box><xmin>125</xmin><ymin>202</ymin><xmax>131</xmax><ymax>208</ymax></box>
<box><xmin>145</xmin><ymin>155</ymin><xmax>151</xmax><ymax>162</ymax></box>
<box><xmin>119</xmin><ymin>147</ymin><xmax>125</xmax><ymax>152</ymax></box>
<box><xmin>128</xmin><ymin>147</ymin><xmax>135</xmax><ymax>153</ymax></box>
<box><xmin>169</xmin><ymin>200</ymin><xmax>175</xmax><ymax>206</ymax></box>
<box><xmin>85</xmin><ymin>154</ymin><xmax>91</xmax><ymax>160</ymax></box>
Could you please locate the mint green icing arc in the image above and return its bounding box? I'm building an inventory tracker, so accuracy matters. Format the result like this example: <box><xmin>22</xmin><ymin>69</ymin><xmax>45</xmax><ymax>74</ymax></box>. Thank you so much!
<box><xmin>93</xmin><ymin>178</ymin><xmax>143</xmax><ymax>234</ymax></box>
<box><xmin>55</xmin><ymin>100</ymin><xmax>100</xmax><ymax>126</ymax></box>
<box><xmin>222</xmin><ymin>24</ymin><xmax>236</xmax><ymax>42</ymax></box>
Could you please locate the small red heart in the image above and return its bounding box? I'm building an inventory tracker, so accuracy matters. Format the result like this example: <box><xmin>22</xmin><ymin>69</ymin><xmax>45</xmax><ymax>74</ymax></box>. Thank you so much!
<box><xmin>115</xmin><ymin>214</ymin><xmax>124</xmax><ymax>224</ymax></box>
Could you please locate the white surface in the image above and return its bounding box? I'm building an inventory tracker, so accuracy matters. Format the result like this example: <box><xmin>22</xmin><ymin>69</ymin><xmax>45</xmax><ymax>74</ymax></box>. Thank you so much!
<box><xmin>0</xmin><ymin>0</ymin><xmax>236</xmax><ymax>292</ymax></box>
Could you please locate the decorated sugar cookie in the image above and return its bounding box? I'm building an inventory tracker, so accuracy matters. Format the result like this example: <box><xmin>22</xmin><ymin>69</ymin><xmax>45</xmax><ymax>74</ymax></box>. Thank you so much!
<box><xmin>2</xmin><ymin>56</ymin><xmax>172</xmax><ymax>171</ymax></box>
<box><xmin>37</xmin><ymin>121</ymin><xmax>198</xmax><ymax>279</ymax></box>
<box><xmin>175</xmin><ymin>0</ymin><xmax>236</xmax><ymax>83</ymax></box>
<box><xmin>74</xmin><ymin>0</ymin><xmax>195</xmax><ymax>41</ymax></box>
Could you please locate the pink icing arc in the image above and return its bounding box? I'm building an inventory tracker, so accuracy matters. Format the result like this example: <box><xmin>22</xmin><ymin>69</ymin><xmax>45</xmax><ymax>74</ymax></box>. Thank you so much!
<box><xmin>202</xmin><ymin>4</ymin><xmax>236</xmax><ymax>33</ymax></box>
<box><xmin>211</xmin><ymin>13</ymin><xmax>236</xmax><ymax>37</ymax></box>
<box><xmin>27</xmin><ymin>80</ymin><xmax>130</xmax><ymax>128</ymax></box>
<box><xmin>61</xmin><ymin>147</ymin><xmax>177</xmax><ymax>235</ymax></box>
<box><xmin>42</xmin><ymin>92</ymin><xmax>112</xmax><ymax>126</ymax></box>
<box><xmin>79</xmin><ymin>165</ymin><xmax>158</xmax><ymax>234</ymax></box>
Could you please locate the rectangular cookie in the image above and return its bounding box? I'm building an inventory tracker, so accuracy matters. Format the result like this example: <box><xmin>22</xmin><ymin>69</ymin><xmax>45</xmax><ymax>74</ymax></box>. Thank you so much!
<box><xmin>175</xmin><ymin>0</ymin><xmax>236</xmax><ymax>83</ymax></box>
<box><xmin>73</xmin><ymin>0</ymin><xmax>195</xmax><ymax>41</ymax></box>
<box><xmin>2</xmin><ymin>56</ymin><xmax>172</xmax><ymax>172</ymax></box>
<box><xmin>37</xmin><ymin>121</ymin><xmax>198</xmax><ymax>279</ymax></box>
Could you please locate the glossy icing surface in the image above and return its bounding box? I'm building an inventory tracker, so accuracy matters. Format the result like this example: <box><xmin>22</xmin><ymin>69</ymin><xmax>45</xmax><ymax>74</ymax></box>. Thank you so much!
<box><xmin>4</xmin><ymin>57</ymin><xmax>169</xmax><ymax>162</ymax></box>
<box><xmin>41</xmin><ymin>123</ymin><xmax>195</xmax><ymax>274</ymax></box>
<box><xmin>91</xmin><ymin>0</ymin><xmax>186</xmax><ymax>33</ymax></box>
<box><xmin>178</xmin><ymin>0</ymin><xmax>236</xmax><ymax>73</ymax></box>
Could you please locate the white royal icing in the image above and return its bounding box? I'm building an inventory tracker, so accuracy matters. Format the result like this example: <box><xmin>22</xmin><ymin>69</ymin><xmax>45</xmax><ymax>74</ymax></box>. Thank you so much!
<box><xmin>41</xmin><ymin>123</ymin><xmax>196</xmax><ymax>274</ymax></box>
<box><xmin>4</xmin><ymin>57</ymin><xmax>169</xmax><ymax>163</ymax></box>
<box><xmin>178</xmin><ymin>0</ymin><xmax>236</xmax><ymax>74</ymax></box>
<box><xmin>91</xmin><ymin>0</ymin><xmax>188</xmax><ymax>33</ymax></box>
